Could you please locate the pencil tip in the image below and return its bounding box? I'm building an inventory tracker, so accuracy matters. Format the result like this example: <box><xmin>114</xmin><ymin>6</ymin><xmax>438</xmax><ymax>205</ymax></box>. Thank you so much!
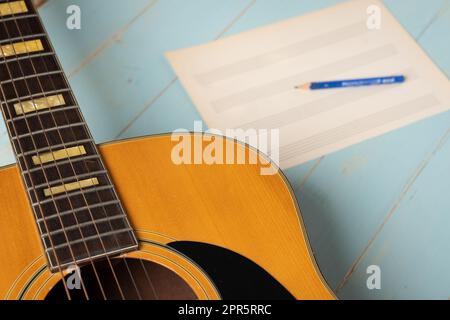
<box><xmin>294</xmin><ymin>83</ymin><xmax>310</xmax><ymax>90</ymax></box>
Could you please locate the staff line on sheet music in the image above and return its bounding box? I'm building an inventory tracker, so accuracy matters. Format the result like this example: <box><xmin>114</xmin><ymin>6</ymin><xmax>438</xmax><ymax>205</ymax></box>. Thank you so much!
<box><xmin>196</xmin><ymin>20</ymin><xmax>369</xmax><ymax>85</ymax></box>
<box><xmin>279</xmin><ymin>95</ymin><xmax>439</xmax><ymax>166</ymax></box>
<box><xmin>211</xmin><ymin>44</ymin><xmax>398</xmax><ymax>113</ymax></box>
<box><xmin>238</xmin><ymin>70</ymin><xmax>416</xmax><ymax>130</ymax></box>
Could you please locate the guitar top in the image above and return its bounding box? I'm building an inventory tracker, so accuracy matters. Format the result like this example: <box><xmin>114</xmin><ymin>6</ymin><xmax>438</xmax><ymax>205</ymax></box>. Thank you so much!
<box><xmin>0</xmin><ymin>0</ymin><xmax>334</xmax><ymax>300</ymax></box>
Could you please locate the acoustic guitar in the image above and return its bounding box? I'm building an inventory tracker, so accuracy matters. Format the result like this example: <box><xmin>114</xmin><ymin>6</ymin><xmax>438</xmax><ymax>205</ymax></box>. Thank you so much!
<box><xmin>0</xmin><ymin>0</ymin><xmax>334</xmax><ymax>300</ymax></box>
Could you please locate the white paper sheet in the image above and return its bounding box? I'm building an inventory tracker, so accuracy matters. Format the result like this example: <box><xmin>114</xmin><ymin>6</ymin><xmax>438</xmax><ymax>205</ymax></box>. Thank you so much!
<box><xmin>166</xmin><ymin>0</ymin><xmax>450</xmax><ymax>168</ymax></box>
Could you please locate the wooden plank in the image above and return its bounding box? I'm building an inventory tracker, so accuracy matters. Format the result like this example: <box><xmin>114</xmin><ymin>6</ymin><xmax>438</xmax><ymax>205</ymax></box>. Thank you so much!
<box><xmin>39</xmin><ymin>0</ymin><xmax>157</xmax><ymax>73</ymax></box>
<box><xmin>338</xmin><ymin>124</ymin><xmax>450</xmax><ymax>299</ymax></box>
<box><xmin>71</xmin><ymin>0</ymin><xmax>257</xmax><ymax>142</ymax></box>
<box><xmin>335</xmin><ymin>5</ymin><xmax>450</xmax><ymax>298</ymax></box>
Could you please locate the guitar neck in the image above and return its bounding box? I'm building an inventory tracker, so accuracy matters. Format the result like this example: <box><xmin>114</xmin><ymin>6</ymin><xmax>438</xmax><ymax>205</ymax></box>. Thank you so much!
<box><xmin>0</xmin><ymin>0</ymin><xmax>138</xmax><ymax>271</ymax></box>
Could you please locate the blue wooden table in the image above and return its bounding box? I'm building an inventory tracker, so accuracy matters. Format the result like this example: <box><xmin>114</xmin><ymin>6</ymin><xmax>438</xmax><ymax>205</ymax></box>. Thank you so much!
<box><xmin>1</xmin><ymin>0</ymin><xmax>449</xmax><ymax>299</ymax></box>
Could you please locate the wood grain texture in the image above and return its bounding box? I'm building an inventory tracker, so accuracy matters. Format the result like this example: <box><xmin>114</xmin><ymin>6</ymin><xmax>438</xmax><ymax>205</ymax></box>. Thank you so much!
<box><xmin>0</xmin><ymin>134</ymin><xmax>334</xmax><ymax>299</ymax></box>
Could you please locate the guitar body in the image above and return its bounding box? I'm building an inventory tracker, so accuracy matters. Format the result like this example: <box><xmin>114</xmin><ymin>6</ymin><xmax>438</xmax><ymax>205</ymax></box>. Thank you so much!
<box><xmin>0</xmin><ymin>133</ymin><xmax>333</xmax><ymax>300</ymax></box>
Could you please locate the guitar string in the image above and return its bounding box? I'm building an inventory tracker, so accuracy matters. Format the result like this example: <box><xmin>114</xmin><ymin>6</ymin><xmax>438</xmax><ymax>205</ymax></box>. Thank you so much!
<box><xmin>14</xmin><ymin>3</ymin><xmax>131</xmax><ymax>301</ymax></box>
<box><xmin>29</xmin><ymin>0</ymin><xmax>158</xmax><ymax>299</ymax></box>
<box><xmin>24</xmin><ymin>4</ymin><xmax>149</xmax><ymax>300</ymax></box>
<box><xmin>1</xmin><ymin>0</ymin><xmax>104</xmax><ymax>300</ymax></box>
<box><xmin>2</xmin><ymin>0</ymin><xmax>157</xmax><ymax>300</ymax></box>
<box><xmin>0</xmin><ymin>44</ymin><xmax>79</xmax><ymax>300</ymax></box>
<box><xmin>21</xmin><ymin>0</ymin><xmax>157</xmax><ymax>299</ymax></box>
<box><xmin>3</xmin><ymin>0</ymin><xmax>133</xmax><ymax>300</ymax></box>
<box><xmin>1</xmin><ymin>0</ymin><xmax>105</xmax><ymax>300</ymax></box>
<box><xmin>0</xmin><ymin>4</ymin><xmax>81</xmax><ymax>300</ymax></box>
<box><xmin>31</xmin><ymin>13</ymin><xmax>160</xmax><ymax>301</ymax></box>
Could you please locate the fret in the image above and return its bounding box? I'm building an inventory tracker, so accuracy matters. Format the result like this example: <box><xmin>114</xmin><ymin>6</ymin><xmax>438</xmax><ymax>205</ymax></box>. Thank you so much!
<box><xmin>0</xmin><ymin>50</ymin><xmax>53</xmax><ymax>64</ymax></box>
<box><xmin>42</xmin><ymin>214</ymin><xmax>126</xmax><ymax>239</ymax></box>
<box><xmin>0</xmin><ymin>9</ymin><xmax>45</xmax><ymax>41</ymax></box>
<box><xmin>29</xmin><ymin>173</ymin><xmax>110</xmax><ymax>204</ymax></box>
<box><xmin>0</xmin><ymin>40</ymin><xmax>53</xmax><ymax>66</ymax></box>
<box><xmin>48</xmin><ymin>237</ymin><xmax>138</xmax><ymax>271</ymax></box>
<box><xmin>17</xmin><ymin>138</ymin><xmax>94</xmax><ymax>157</ymax></box>
<box><xmin>37</xmin><ymin>200</ymin><xmax>122</xmax><ymax>225</ymax></box>
<box><xmin>31</xmin><ymin>170</ymin><xmax>106</xmax><ymax>191</ymax></box>
<box><xmin>1</xmin><ymin>69</ymin><xmax>63</xmax><ymax>85</ymax></box>
<box><xmin>1</xmin><ymin>70</ymin><xmax>69</xmax><ymax>118</ymax></box>
<box><xmin>0</xmin><ymin>0</ymin><xmax>138</xmax><ymax>271</ymax></box>
<box><xmin>9</xmin><ymin>108</ymin><xmax>82</xmax><ymax>142</ymax></box>
<box><xmin>38</xmin><ymin>200</ymin><xmax>124</xmax><ymax>234</ymax></box>
<box><xmin>23</xmin><ymin>155</ymin><xmax>103</xmax><ymax>188</ymax></box>
<box><xmin>44</xmin><ymin>219</ymin><xmax>131</xmax><ymax>250</ymax></box>
<box><xmin>1</xmin><ymin>88</ymin><xmax>71</xmax><ymax>105</ymax></box>
<box><xmin>26</xmin><ymin>155</ymin><xmax>101</xmax><ymax>174</ymax></box>
<box><xmin>14</xmin><ymin>93</ymin><xmax>65</xmax><ymax>115</ymax></box>
<box><xmin>45</xmin><ymin>228</ymin><xmax>135</xmax><ymax>252</ymax></box>
<box><xmin>33</xmin><ymin>185</ymin><xmax>115</xmax><ymax>206</ymax></box>
<box><xmin>0</xmin><ymin>33</ymin><xmax>46</xmax><ymax>45</ymax></box>
<box><xmin>44</xmin><ymin>177</ymin><xmax>99</xmax><ymax>197</ymax></box>
<box><xmin>42</xmin><ymin>217</ymin><xmax>130</xmax><ymax>259</ymax></box>
<box><xmin>0</xmin><ymin>18</ymin><xmax>42</xmax><ymax>38</ymax></box>
<box><xmin>11</xmin><ymin>121</ymin><xmax>85</xmax><ymax>140</ymax></box>
<box><xmin>13</xmin><ymin>124</ymin><xmax>90</xmax><ymax>153</ymax></box>
<box><xmin>6</xmin><ymin>105</ymin><xmax>78</xmax><ymax>122</ymax></box>
<box><xmin>0</xmin><ymin>12</ymin><xmax>37</xmax><ymax>23</ymax></box>
<box><xmin>2</xmin><ymin>82</ymin><xmax>69</xmax><ymax>108</ymax></box>
<box><xmin>1</xmin><ymin>53</ymin><xmax>58</xmax><ymax>79</ymax></box>
<box><xmin>35</xmin><ymin>187</ymin><xmax>121</xmax><ymax>221</ymax></box>
<box><xmin>21</xmin><ymin>147</ymin><xmax>99</xmax><ymax>176</ymax></box>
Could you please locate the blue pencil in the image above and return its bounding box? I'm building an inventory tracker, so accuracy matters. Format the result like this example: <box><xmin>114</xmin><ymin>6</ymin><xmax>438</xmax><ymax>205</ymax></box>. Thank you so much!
<box><xmin>296</xmin><ymin>75</ymin><xmax>405</xmax><ymax>90</ymax></box>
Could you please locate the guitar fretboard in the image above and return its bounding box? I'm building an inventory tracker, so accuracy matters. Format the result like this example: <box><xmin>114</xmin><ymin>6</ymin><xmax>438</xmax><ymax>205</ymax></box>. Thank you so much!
<box><xmin>0</xmin><ymin>0</ymin><xmax>138</xmax><ymax>271</ymax></box>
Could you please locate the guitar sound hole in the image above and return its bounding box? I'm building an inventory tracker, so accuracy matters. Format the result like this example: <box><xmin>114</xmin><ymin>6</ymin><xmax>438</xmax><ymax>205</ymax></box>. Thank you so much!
<box><xmin>45</xmin><ymin>258</ymin><xmax>198</xmax><ymax>300</ymax></box>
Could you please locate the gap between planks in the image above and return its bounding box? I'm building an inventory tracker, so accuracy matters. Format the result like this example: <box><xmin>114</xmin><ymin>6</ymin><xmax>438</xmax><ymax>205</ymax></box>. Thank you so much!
<box><xmin>114</xmin><ymin>0</ymin><xmax>258</xmax><ymax>139</ymax></box>
<box><xmin>334</xmin><ymin>9</ymin><xmax>450</xmax><ymax>293</ymax></box>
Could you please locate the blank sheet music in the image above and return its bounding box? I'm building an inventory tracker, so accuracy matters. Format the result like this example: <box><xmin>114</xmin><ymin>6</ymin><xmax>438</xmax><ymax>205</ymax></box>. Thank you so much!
<box><xmin>166</xmin><ymin>0</ymin><xmax>450</xmax><ymax>168</ymax></box>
